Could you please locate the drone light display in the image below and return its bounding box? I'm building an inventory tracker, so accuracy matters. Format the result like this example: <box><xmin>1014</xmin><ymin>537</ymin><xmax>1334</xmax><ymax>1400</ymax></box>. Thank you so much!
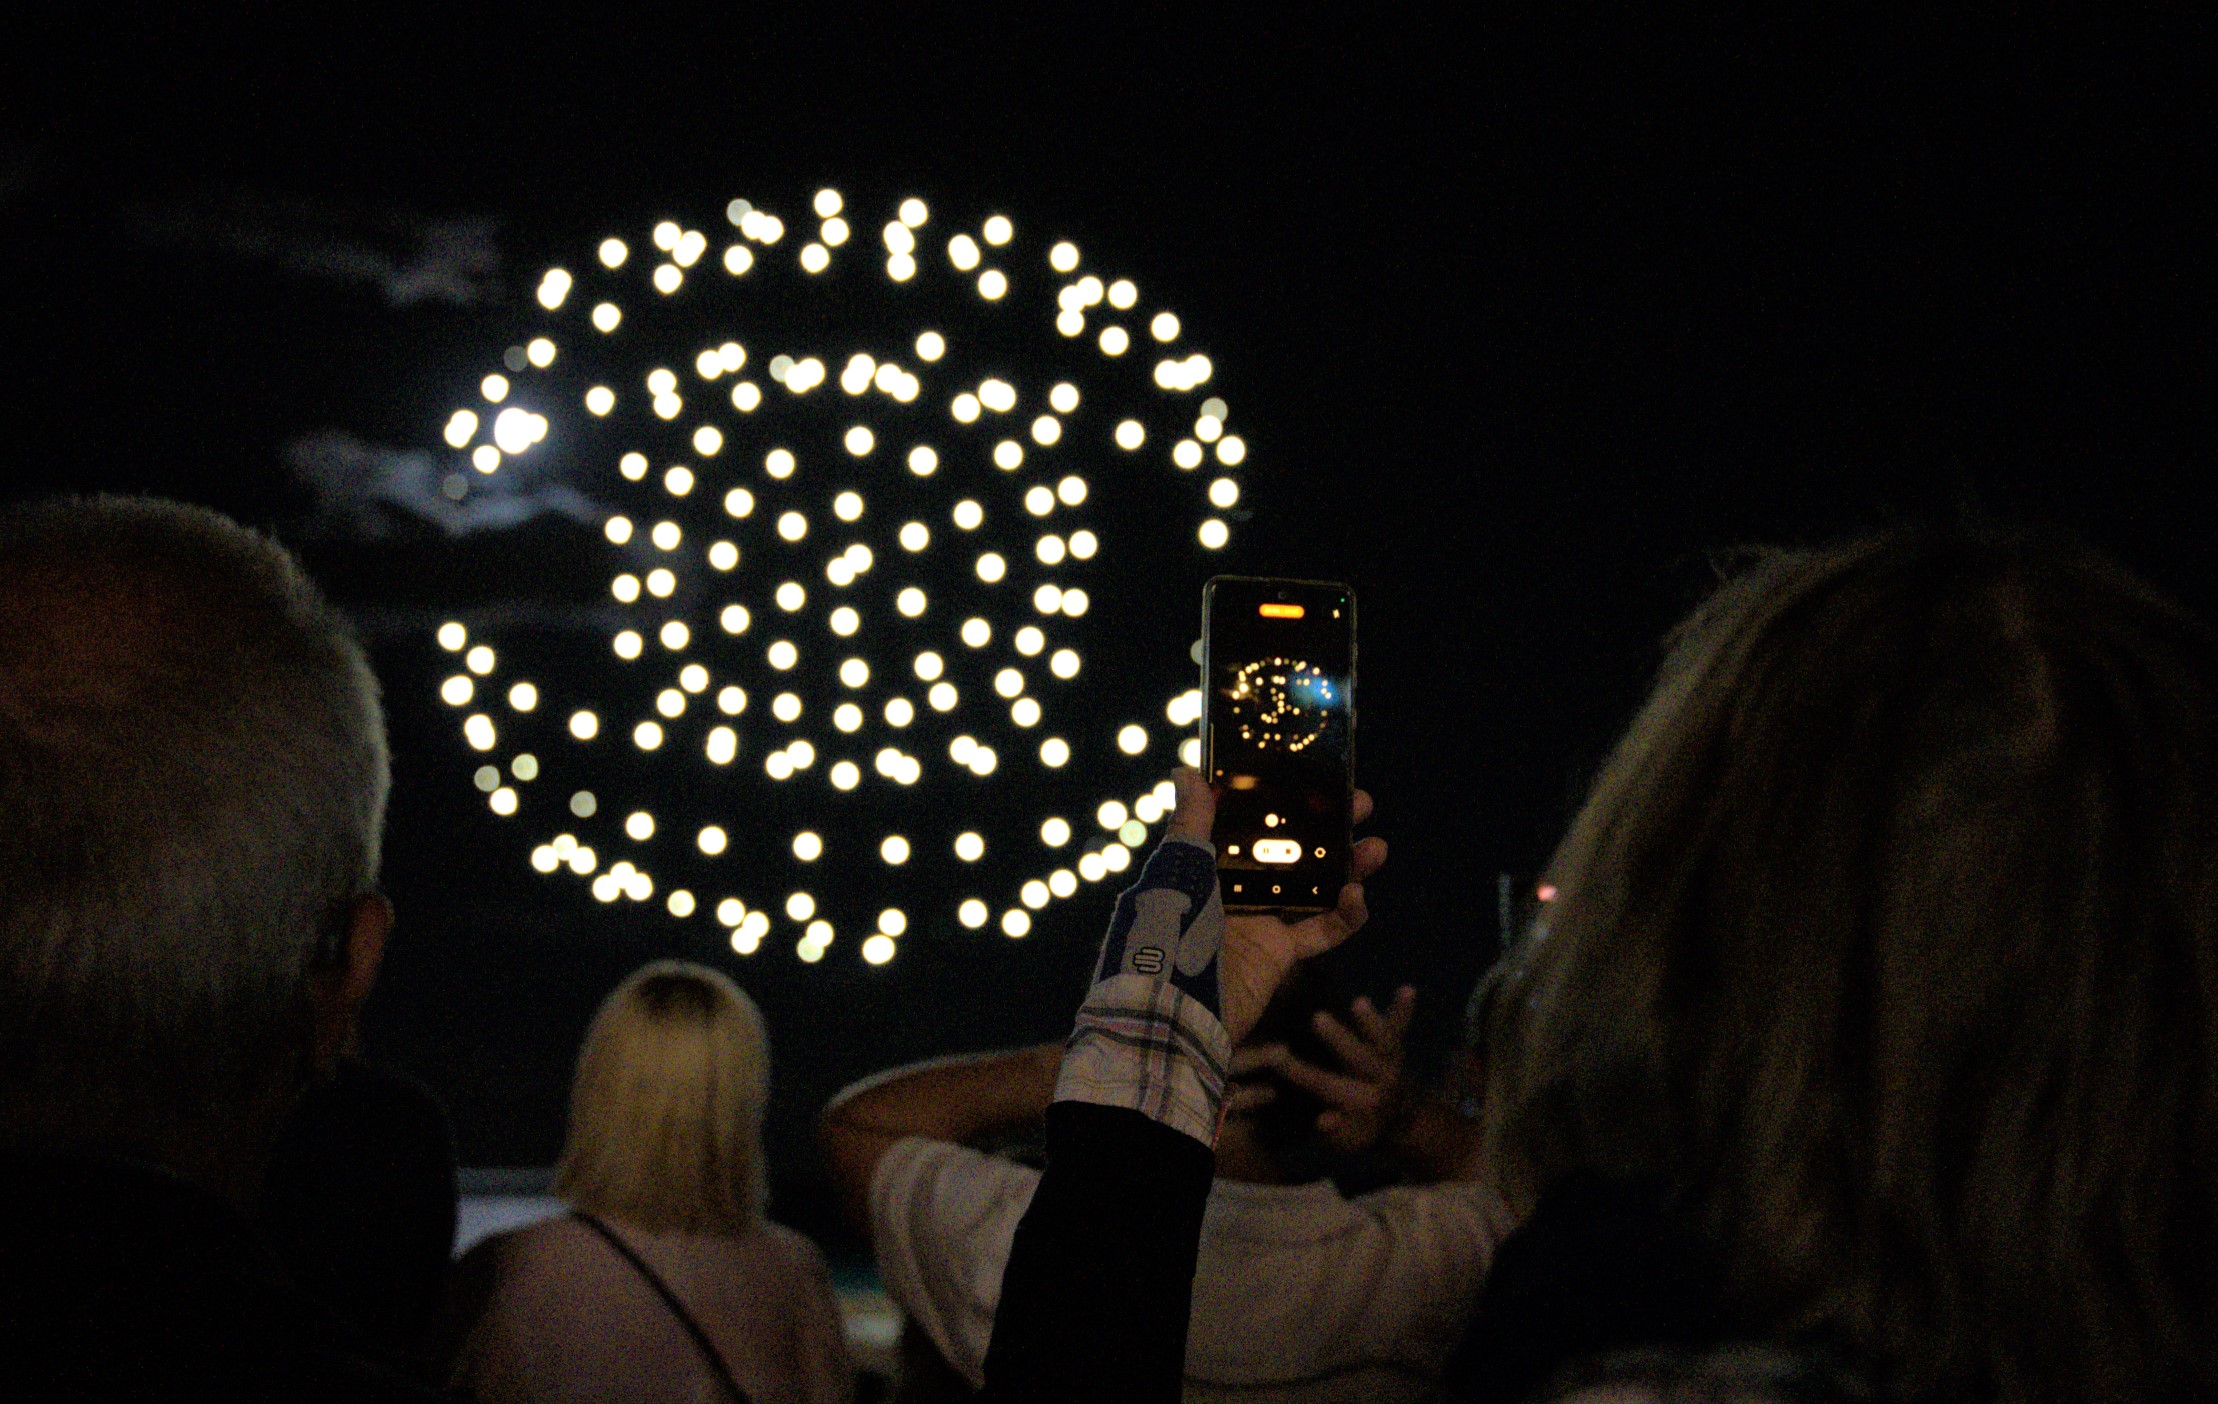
<box><xmin>435</xmin><ymin>189</ymin><xmax>1245</xmax><ymax>966</ymax></box>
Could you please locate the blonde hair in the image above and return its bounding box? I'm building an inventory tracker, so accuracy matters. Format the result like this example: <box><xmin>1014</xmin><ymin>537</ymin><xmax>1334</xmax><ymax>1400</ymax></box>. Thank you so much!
<box><xmin>554</xmin><ymin>961</ymin><xmax>770</xmax><ymax>1236</ymax></box>
<box><xmin>1459</xmin><ymin>957</ymin><xmax>1539</xmax><ymax>1211</ymax></box>
<box><xmin>1497</xmin><ymin>528</ymin><xmax>2218</xmax><ymax>1402</ymax></box>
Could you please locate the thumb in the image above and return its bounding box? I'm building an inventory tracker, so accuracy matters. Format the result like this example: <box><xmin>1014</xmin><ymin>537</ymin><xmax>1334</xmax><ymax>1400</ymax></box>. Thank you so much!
<box><xmin>1166</xmin><ymin>766</ymin><xmax>1217</xmax><ymax>846</ymax></box>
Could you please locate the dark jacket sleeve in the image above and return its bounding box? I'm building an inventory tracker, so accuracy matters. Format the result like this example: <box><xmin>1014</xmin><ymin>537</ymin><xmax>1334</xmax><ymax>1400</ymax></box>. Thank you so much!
<box><xmin>979</xmin><ymin>1101</ymin><xmax>1215</xmax><ymax>1404</ymax></box>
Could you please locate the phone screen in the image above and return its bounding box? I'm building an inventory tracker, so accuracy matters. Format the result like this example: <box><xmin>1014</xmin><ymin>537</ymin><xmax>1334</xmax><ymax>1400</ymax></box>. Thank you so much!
<box><xmin>1201</xmin><ymin>577</ymin><xmax>1356</xmax><ymax>913</ymax></box>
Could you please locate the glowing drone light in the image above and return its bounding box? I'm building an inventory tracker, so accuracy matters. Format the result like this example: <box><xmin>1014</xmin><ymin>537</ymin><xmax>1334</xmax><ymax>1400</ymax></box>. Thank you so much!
<box><xmin>433</xmin><ymin>189</ymin><xmax>1248</xmax><ymax>965</ymax></box>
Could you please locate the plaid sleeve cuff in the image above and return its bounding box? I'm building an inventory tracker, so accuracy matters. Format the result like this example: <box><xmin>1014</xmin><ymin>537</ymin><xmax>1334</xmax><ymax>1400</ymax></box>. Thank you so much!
<box><xmin>1054</xmin><ymin>973</ymin><xmax>1231</xmax><ymax>1148</ymax></box>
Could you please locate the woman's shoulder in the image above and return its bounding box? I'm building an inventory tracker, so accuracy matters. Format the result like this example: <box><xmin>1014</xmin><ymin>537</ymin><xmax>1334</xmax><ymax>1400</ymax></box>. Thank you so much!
<box><xmin>479</xmin><ymin>1210</ymin><xmax>834</xmax><ymax>1288</ymax></box>
<box><xmin>613</xmin><ymin>1215</ymin><xmax>831</xmax><ymax>1274</ymax></box>
<box><xmin>438</xmin><ymin>1218</ymin><xmax>590</xmax><ymax>1362</ymax></box>
<box><xmin>744</xmin><ymin>1218</ymin><xmax>835</xmax><ymax>1275</ymax></box>
<box><xmin>459</xmin><ymin>1213</ymin><xmax>605</xmax><ymax>1282</ymax></box>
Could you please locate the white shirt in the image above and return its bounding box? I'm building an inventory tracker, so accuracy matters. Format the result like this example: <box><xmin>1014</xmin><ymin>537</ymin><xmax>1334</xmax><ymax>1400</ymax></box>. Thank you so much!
<box><xmin>870</xmin><ymin>1137</ymin><xmax>1514</xmax><ymax>1403</ymax></box>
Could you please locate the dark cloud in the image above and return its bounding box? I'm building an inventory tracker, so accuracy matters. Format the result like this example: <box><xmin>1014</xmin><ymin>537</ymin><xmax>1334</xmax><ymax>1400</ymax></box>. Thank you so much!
<box><xmin>128</xmin><ymin>189</ymin><xmax>500</xmax><ymax>305</ymax></box>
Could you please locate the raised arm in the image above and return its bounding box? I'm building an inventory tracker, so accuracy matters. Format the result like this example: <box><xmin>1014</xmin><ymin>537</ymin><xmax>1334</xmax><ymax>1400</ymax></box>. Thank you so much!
<box><xmin>980</xmin><ymin>769</ymin><xmax>1384</xmax><ymax>1404</ymax></box>
<box><xmin>819</xmin><ymin>1042</ymin><xmax>1065</xmax><ymax>1234</ymax></box>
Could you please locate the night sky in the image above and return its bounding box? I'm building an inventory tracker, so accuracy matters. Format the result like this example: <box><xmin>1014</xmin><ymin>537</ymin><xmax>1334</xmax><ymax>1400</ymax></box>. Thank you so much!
<box><xmin>4</xmin><ymin>12</ymin><xmax>2209</xmax><ymax>1253</ymax></box>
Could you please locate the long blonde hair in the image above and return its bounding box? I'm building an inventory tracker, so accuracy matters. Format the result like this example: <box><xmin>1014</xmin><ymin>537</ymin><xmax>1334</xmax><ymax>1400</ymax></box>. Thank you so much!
<box><xmin>1496</xmin><ymin>528</ymin><xmax>2218</xmax><ymax>1402</ymax></box>
<box><xmin>554</xmin><ymin>961</ymin><xmax>770</xmax><ymax>1236</ymax></box>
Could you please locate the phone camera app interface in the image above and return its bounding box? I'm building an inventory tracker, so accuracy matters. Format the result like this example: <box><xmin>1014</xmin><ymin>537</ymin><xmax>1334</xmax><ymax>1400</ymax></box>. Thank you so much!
<box><xmin>1206</xmin><ymin>581</ymin><xmax>1352</xmax><ymax>908</ymax></box>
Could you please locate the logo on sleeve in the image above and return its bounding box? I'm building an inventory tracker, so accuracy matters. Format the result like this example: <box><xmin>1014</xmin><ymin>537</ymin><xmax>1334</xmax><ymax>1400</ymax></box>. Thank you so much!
<box><xmin>1132</xmin><ymin>946</ymin><xmax>1166</xmax><ymax>974</ymax></box>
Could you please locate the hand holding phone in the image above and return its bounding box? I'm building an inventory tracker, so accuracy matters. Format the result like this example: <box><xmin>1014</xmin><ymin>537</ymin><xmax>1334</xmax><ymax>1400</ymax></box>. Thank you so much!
<box><xmin>1201</xmin><ymin>577</ymin><xmax>1356</xmax><ymax>914</ymax></box>
<box><xmin>1156</xmin><ymin>765</ymin><xmax>1383</xmax><ymax>1044</ymax></box>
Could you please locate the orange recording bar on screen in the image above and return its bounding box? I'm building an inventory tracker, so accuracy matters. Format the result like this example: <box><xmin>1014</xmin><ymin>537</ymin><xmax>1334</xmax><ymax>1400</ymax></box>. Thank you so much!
<box><xmin>1258</xmin><ymin>602</ymin><xmax>1305</xmax><ymax>618</ymax></box>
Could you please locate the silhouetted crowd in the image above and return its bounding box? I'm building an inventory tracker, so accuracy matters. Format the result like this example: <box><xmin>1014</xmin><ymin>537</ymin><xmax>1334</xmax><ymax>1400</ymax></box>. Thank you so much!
<box><xmin>5</xmin><ymin>495</ymin><xmax>2216</xmax><ymax>1403</ymax></box>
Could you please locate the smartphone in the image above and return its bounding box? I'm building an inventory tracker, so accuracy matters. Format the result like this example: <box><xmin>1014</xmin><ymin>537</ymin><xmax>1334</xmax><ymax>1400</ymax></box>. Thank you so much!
<box><xmin>1200</xmin><ymin>577</ymin><xmax>1356</xmax><ymax>914</ymax></box>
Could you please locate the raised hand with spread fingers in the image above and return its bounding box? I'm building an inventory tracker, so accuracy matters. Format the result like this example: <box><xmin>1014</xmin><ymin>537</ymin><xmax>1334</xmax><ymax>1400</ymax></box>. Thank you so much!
<box><xmin>1249</xmin><ymin>985</ymin><xmax>1418</xmax><ymax>1157</ymax></box>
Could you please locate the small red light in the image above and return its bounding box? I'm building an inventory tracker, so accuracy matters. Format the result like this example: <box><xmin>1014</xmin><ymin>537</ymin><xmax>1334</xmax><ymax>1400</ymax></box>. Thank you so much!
<box><xmin>1536</xmin><ymin>883</ymin><xmax>1558</xmax><ymax>902</ymax></box>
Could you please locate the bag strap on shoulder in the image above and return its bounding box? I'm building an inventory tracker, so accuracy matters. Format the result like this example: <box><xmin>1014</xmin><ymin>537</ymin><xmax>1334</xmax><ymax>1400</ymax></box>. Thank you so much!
<box><xmin>572</xmin><ymin>1211</ymin><xmax>752</xmax><ymax>1404</ymax></box>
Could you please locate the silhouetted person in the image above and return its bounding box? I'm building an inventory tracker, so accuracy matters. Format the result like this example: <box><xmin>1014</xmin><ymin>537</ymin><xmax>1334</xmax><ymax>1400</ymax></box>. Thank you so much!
<box><xmin>1435</xmin><ymin>529</ymin><xmax>2218</xmax><ymax>1401</ymax></box>
<box><xmin>260</xmin><ymin>1055</ymin><xmax>460</xmax><ymax>1373</ymax></box>
<box><xmin>0</xmin><ymin>496</ymin><xmax>430</xmax><ymax>1400</ymax></box>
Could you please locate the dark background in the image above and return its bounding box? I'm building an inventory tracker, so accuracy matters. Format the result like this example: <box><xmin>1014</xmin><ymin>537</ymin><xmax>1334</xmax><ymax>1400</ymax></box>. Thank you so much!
<box><xmin>4</xmin><ymin>10</ymin><xmax>2211</xmax><ymax>1253</ymax></box>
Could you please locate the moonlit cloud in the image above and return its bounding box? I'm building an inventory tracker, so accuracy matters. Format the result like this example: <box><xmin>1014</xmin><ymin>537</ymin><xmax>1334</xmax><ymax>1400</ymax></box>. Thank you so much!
<box><xmin>284</xmin><ymin>430</ymin><xmax>604</xmax><ymax>538</ymax></box>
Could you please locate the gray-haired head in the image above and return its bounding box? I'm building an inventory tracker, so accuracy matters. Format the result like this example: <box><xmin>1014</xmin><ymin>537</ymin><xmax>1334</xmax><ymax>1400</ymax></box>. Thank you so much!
<box><xmin>0</xmin><ymin>496</ymin><xmax>390</xmax><ymax>1125</ymax></box>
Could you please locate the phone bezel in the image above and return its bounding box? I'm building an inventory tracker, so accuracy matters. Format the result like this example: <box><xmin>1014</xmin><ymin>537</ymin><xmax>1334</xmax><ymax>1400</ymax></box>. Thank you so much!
<box><xmin>1200</xmin><ymin>575</ymin><xmax>1357</xmax><ymax>916</ymax></box>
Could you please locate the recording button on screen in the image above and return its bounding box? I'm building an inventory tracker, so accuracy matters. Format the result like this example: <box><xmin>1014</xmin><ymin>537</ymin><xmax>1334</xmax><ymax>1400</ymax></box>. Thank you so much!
<box><xmin>1252</xmin><ymin>838</ymin><xmax>1300</xmax><ymax>864</ymax></box>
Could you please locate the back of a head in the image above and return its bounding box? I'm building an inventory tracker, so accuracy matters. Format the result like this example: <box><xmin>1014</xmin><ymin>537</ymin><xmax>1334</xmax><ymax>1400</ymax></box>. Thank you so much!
<box><xmin>1499</xmin><ymin>526</ymin><xmax>2218</xmax><ymax>1402</ymax></box>
<box><xmin>555</xmin><ymin>960</ymin><xmax>771</xmax><ymax>1237</ymax></box>
<box><xmin>0</xmin><ymin>496</ymin><xmax>389</xmax><ymax>1133</ymax></box>
<box><xmin>1229</xmin><ymin>963</ymin><xmax>1345</xmax><ymax>1185</ymax></box>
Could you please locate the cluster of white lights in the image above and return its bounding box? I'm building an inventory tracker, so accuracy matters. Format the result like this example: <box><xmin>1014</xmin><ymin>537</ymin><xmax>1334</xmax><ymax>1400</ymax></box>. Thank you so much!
<box><xmin>435</xmin><ymin>188</ymin><xmax>1245</xmax><ymax>965</ymax></box>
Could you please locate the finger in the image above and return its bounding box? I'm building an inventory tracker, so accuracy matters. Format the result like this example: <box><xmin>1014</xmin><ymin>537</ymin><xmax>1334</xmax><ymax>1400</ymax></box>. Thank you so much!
<box><xmin>1349</xmin><ymin>835</ymin><xmax>1388</xmax><ymax>883</ymax></box>
<box><xmin>1269</xmin><ymin>1055</ymin><xmax>1378</xmax><ymax>1109</ymax></box>
<box><xmin>1352</xmin><ymin>789</ymin><xmax>1374</xmax><ymax>825</ymax></box>
<box><xmin>1347</xmin><ymin>996</ymin><xmax>1393</xmax><ymax>1048</ymax></box>
<box><xmin>1167</xmin><ymin>766</ymin><xmax>1217</xmax><ymax>845</ymax></box>
<box><xmin>1225</xmin><ymin>1081</ymin><xmax>1277</xmax><ymax>1114</ymax></box>
<box><xmin>1311</xmin><ymin>1011</ymin><xmax>1387</xmax><ymax>1080</ymax></box>
<box><xmin>1383</xmin><ymin>985</ymin><xmax>1418</xmax><ymax>1040</ymax></box>
<box><xmin>1229</xmin><ymin>1044</ymin><xmax>1284</xmax><ymax>1078</ymax></box>
<box><xmin>1290</xmin><ymin>880</ymin><xmax>1370</xmax><ymax>960</ymax></box>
